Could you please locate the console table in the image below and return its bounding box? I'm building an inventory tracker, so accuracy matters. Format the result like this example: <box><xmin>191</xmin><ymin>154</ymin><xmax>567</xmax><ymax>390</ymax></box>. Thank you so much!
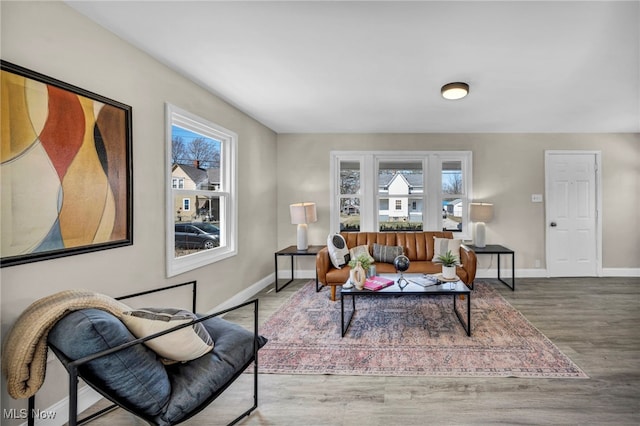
<box><xmin>465</xmin><ymin>244</ymin><xmax>515</xmax><ymax>291</ymax></box>
<box><xmin>274</xmin><ymin>245</ymin><xmax>324</xmax><ymax>292</ymax></box>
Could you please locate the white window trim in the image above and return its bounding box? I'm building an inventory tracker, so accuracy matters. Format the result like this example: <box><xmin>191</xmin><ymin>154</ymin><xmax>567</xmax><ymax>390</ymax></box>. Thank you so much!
<box><xmin>166</xmin><ymin>103</ymin><xmax>237</xmax><ymax>277</ymax></box>
<box><xmin>330</xmin><ymin>151</ymin><xmax>473</xmax><ymax>239</ymax></box>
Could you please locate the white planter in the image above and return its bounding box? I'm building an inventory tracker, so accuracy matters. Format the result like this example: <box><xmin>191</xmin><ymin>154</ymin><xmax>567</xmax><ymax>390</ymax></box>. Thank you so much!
<box><xmin>442</xmin><ymin>265</ymin><xmax>457</xmax><ymax>280</ymax></box>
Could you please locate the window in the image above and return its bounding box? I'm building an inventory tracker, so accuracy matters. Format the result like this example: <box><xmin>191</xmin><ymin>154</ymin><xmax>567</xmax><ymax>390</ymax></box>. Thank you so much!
<box><xmin>166</xmin><ymin>104</ymin><xmax>237</xmax><ymax>277</ymax></box>
<box><xmin>331</xmin><ymin>151</ymin><xmax>472</xmax><ymax>236</ymax></box>
<box><xmin>337</xmin><ymin>158</ymin><xmax>362</xmax><ymax>231</ymax></box>
<box><xmin>172</xmin><ymin>178</ymin><xmax>185</xmax><ymax>189</ymax></box>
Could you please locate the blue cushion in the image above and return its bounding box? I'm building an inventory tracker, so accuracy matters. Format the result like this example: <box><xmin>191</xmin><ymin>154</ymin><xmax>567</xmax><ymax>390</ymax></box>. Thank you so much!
<box><xmin>48</xmin><ymin>309</ymin><xmax>171</xmax><ymax>417</ymax></box>
<box><xmin>157</xmin><ymin>316</ymin><xmax>268</xmax><ymax>424</ymax></box>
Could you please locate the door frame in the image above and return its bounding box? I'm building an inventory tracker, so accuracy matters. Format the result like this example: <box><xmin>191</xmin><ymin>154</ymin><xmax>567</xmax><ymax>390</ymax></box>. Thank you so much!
<box><xmin>544</xmin><ymin>150</ymin><xmax>602</xmax><ymax>277</ymax></box>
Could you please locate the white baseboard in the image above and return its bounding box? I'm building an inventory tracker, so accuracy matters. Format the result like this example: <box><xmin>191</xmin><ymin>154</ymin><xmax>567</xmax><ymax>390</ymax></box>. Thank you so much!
<box><xmin>476</xmin><ymin>268</ymin><xmax>548</xmax><ymax>279</ymax></box>
<box><xmin>477</xmin><ymin>268</ymin><xmax>640</xmax><ymax>279</ymax></box>
<box><xmin>208</xmin><ymin>273</ymin><xmax>275</xmax><ymax>314</ymax></box>
<box><xmin>601</xmin><ymin>268</ymin><xmax>640</xmax><ymax>277</ymax></box>
<box><xmin>276</xmin><ymin>268</ymin><xmax>317</xmax><ymax>280</ymax></box>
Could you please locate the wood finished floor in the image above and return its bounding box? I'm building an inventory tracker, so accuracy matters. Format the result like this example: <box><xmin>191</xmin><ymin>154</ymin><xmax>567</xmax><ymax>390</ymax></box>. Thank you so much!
<box><xmin>82</xmin><ymin>277</ymin><xmax>640</xmax><ymax>425</ymax></box>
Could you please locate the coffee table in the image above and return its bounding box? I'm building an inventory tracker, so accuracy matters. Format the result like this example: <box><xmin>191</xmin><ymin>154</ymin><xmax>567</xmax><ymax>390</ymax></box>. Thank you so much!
<box><xmin>340</xmin><ymin>274</ymin><xmax>471</xmax><ymax>337</ymax></box>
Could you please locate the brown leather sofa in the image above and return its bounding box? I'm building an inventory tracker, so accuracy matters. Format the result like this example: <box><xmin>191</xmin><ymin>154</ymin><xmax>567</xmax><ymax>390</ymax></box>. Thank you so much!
<box><xmin>316</xmin><ymin>231</ymin><xmax>477</xmax><ymax>301</ymax></box>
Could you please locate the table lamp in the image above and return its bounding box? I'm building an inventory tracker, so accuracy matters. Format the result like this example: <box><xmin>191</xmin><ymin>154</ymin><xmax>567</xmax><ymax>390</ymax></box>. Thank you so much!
<box><xmin>470</xmin><ymin>202</ymin><xmax>494</xmax><ymax>248</ymax></box>
<box><xmin>289</xmin><ymin>202</ymin><xmax>317</xmax><ymax>250</ymax></box>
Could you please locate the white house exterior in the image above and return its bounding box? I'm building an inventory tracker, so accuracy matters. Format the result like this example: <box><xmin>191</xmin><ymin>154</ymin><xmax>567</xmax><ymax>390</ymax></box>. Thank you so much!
<box><xmin>378</xmin><ymin>172</ymin><xmax>424</xmax><ymax>223</ymax></box>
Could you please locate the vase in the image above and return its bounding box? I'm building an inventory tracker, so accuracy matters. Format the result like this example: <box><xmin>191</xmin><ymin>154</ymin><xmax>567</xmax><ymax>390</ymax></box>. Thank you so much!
<box><xmin>442</xmin><ymin>265</ymin><xmax>456</xmax><ymax>280</ymax></box>
<box><xmin>350</xmin><ymin>261</ymin><xmax>366</xmax><ymax>290</ymax></box>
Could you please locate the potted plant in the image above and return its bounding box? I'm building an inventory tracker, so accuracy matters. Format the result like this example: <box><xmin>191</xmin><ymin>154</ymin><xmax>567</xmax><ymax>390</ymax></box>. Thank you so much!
<box><xmin>348</xmin><ymin>253</ymin><xmax>372</xmax><ymax>272</ymax></box>
<box><xmin>437</xmin><ymin>250</ymin><xmax>458</xmax><ymax>279</ymax></box>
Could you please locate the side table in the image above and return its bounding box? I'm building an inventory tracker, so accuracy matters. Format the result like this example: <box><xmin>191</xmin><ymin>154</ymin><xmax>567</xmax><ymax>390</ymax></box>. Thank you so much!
<box><xmin>465</xmin><ymin>244</ymin><xmax>515</xmax><ymax>291</ymax></box>
<box><xmin>274</xmin><ymin>245</ymin><xmax>324</xmax><ymax>292</ymax></box>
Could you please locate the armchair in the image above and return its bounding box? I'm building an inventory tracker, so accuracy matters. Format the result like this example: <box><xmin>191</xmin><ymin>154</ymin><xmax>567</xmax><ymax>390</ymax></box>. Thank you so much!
<box><xmin>21</xmin><ymin>281</ymin><xmax>267</xmax><ymax>426</ymax></box>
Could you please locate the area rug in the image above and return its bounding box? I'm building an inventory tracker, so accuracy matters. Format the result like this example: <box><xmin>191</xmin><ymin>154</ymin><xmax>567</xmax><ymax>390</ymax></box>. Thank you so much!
<box><xmin>258</xmin><ymin>281</ymin><xmax>588</xmax><ymax>378</ymax></box>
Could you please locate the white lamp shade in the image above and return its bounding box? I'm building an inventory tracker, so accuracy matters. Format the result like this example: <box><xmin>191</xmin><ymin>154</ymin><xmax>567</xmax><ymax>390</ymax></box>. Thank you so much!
<box><xmin>290</xmin><ymin>202</ymin><xmax>317</xmax><ymax>250</ymax></box>
<box><xmin>470</xmin><ymin>202</ymin><xmax>493</xmax><ymax>248</ymax></box>
<box><xmin>290</xmin><ymin>202</ymin><xmax>317</xmax><ymax>224</ymax></box>
<box><xmin>469</xmin><ymin>203</ymin><xmax>494</xmax><ymax>223</ymax></box>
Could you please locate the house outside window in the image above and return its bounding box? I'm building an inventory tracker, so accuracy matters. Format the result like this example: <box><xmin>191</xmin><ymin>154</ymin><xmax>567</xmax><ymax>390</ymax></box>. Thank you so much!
<box><xmin>166</xmin><ymin>103</ymin><xmax>237</xmax><ymax>277</ymax></box>
<box><xmin>331</xmin><ymin>151</ymin><xmax>472</xmax><ymax>236</ymax></box>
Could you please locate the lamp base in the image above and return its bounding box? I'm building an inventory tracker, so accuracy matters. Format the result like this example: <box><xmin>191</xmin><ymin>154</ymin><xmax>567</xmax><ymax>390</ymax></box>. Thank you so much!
<box><xmin>296</xmin><ymin>223</ymin><xmax>309</xmax><ymax>250</ymax></box>
<box><xmin>475</xmin><ymin>222</ymin><xmax>487</xmax><ymax>248</ymax></box>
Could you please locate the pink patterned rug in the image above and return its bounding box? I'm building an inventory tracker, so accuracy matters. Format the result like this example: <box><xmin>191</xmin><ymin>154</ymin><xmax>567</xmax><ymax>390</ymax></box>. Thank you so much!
<box><xmin>258</xmin><ymin>281</ymin><xmax>588</xmax><ymax>378</ymax></box>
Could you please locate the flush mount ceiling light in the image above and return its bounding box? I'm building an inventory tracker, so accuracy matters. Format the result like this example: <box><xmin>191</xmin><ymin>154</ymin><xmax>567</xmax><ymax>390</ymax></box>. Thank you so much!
<box><xmin>441</xmin><ymin>82</ymin><xmax>469</xmax><ymax>100</ymax></box>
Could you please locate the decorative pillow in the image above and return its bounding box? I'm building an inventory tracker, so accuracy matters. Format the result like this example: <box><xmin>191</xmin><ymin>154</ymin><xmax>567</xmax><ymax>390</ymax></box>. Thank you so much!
<box><xmin>327</xmin><ymin>233</ymin><xmax>350</xmax><ymax>269</ymax></box>
<box><xmin>372</xmin><ymin>243</ymin><xmax>404</xmax><ymax>264</ymax></box>
<box><xmin>121</xmin><ymin>308</ymin><xmax>214</xmax><ymax>362</ymax></box>
<box><xmin>433</xmin><ymin>237</ymin><xmax>462</xmax><ymax>265</ymax></box>
<box><xmin>348</xmin><ymin>245</ymin><xmax>374</xmax><ymax>264</ymax></box>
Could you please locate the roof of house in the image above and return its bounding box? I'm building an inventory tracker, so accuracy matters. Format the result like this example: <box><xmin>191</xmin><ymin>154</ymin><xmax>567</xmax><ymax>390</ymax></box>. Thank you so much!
<box><xmin>175</xmin><ymin>164</ymin><xmax>208</xmax><ymax>186</ymax></box>
<box><xmin>379</xmin><ymin>172</ymin><xmax>423</xmax><ymax>189</ymax></box>
<box><xmin>174</xmin><ymin>164</ymin><xmax>221</xmax><ymax>187</ymax></box>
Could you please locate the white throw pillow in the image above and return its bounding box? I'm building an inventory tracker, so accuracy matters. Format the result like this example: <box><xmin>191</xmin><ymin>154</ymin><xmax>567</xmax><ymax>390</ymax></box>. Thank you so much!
<box><xmin>121</xmin><ymin>308</ymin><xmax>214</xmax><ymax>362</ymax></box>
<box><xmin>327</xmin><ymin>234</ymin><xmax>350</xmax><ymax>269</ymax></box>
<box><xmin>432</xmin><ymin>237</ymin><xmax>462</xmax><ymax>265</ymax></box>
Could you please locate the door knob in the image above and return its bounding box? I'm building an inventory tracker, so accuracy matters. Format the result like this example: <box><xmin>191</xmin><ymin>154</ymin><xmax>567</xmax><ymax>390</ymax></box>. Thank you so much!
<box><xmin>550</xmin><ymin>222</ymin><xmax>557</xmax><ymax>227</ymax></box>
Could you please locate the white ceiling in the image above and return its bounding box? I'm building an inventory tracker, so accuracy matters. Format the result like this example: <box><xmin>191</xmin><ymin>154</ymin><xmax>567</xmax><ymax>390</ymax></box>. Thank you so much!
<box><xmin>66</xmin><ymin>1</ymin><xmax>640</xmax><ymax>134</ymax></box>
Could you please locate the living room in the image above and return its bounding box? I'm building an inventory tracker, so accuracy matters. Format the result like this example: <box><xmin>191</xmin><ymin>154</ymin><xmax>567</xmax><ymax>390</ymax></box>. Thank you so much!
<box><xmin>1</xmin><ymin>1</ymin><xmax>639</xmax><ymax>425</ymax></box>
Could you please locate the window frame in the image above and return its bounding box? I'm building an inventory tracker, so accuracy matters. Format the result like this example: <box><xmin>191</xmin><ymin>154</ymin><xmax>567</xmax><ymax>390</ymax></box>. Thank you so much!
<box><xmin>166</xmin><ymin>103</ymin><xmax>237</xmax><ymax>277</ymax></box>
<box><xmin>330</xmin><ymin>151</ymin><xmax>472</xmax><ymax>238</ymax></box>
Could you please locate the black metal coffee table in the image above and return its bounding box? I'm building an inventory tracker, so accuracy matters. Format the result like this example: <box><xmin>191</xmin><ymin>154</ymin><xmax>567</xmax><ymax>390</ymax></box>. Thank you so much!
<box><xmin>340</xmin><ymin>274</ymin><xmax>471</xmax><ymax>337</ymax></box>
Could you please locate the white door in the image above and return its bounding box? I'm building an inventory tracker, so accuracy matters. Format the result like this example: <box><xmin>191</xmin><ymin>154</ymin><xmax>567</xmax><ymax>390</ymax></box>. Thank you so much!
<box><xmin>545</xmin><ymin>151</ymin><xmax>600</xmax><ymax>277</ymax></box>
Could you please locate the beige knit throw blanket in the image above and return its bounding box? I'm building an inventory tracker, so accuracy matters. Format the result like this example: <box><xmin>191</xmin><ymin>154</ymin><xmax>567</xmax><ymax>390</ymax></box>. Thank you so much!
<box><xmin>1</xmin><ymin>289</ymin><xmax>131</xmax><ymax>399</ymax></box>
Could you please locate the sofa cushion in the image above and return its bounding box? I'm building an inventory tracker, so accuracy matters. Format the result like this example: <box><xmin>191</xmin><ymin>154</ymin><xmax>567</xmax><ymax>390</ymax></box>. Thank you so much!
<box><xmin>121</xmin><ymin>308</ymin><xmax>214</xmax><ymax>362</ymax></box>
<box><xmin>372</xmin><ymin>243</ymin><xmax>404</xmax><ymax>263</ymax></box>
<box><xmin>433</xmin><ymin>237</ymin><xmax>462</xmax><ymax>265</ymax></box>
<box><xmin>48</xmin><ymin>309</ymin><xmax>171</xmax><ymax>417</ymax></box>
<box><xmin>349</xmin><ymin>245</ymin><xmax>374</xmax><ymax>265</ymax></box>
<box><xmin>327</xmin><ymin>233</ymin><xmax>350</xmax><ymax>269</ymax></box>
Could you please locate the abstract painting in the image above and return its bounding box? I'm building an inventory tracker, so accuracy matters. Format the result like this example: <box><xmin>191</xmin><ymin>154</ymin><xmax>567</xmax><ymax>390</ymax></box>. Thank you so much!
<box><xmin>1</xmin><ymin>61</ymin><xmax>133</xmax><ymax>267</ymax></box>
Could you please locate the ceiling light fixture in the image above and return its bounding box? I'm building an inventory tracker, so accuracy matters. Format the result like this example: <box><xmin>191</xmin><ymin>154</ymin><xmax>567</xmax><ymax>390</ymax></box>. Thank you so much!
<box><xmin>441</xmin><ymin>82</ymin><xmax>469</xmax><ymax>100</ymax></box>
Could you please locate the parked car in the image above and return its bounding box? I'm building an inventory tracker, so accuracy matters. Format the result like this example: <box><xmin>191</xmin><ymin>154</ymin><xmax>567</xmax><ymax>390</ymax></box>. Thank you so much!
<box><xmin>175</xmin><ymin>222</ymin><xmax>220</xmax><ymax>250</ymax></box>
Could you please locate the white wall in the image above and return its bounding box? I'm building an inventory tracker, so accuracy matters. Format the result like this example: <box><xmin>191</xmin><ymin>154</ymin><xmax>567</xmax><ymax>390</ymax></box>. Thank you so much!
<box><xmin>1</xmin><ymin>1</ymin><xmax>278</xmax><ymax>420</ymax></box>
<box><xmin>276</xmin><ymin>133</ymin><xmax>640</xmax><ymax>274</ymax></box>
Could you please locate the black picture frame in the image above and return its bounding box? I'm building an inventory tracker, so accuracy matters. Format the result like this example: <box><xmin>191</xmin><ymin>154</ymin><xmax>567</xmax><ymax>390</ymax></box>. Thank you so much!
<box><xmin>1</xmin><ymin>61</ymin><xmax>133</xmax><ymax>267</ymax></box>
